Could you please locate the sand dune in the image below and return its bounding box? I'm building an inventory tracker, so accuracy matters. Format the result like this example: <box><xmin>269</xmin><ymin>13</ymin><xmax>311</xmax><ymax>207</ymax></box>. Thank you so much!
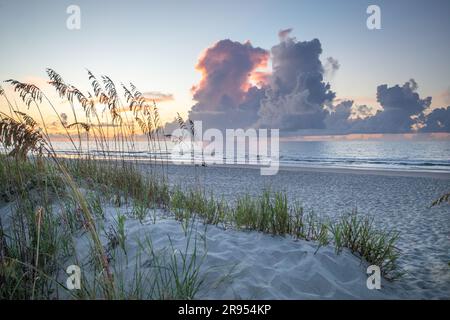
<box><xmin>68</xmin><ymin>204</ymin><xmax>411</xmax><ymax>299</ymax></box>
<box><xmin>161</xmin><ymin>163</ymin><xmax>450</xmax><ymax>299</ymax></box>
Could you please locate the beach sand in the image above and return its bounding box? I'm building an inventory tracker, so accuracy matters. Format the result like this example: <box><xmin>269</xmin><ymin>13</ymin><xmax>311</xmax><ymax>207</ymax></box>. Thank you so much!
<box><xmin>145</xmin><ymin>162</ymin><xmax>450</xmax><ymax>299</ymax></box>
<box><xmin>1</xmin><ymin>162</ymin><xmax>448</xmax><ymax>299</ymax></box>
<box><xmin>96</xmin><ymin>206</ymin><xmax>411</xmax><ymax>299</ymax></box>
<box><xmin>0</xmin><ymin>201</ymin><xmax>410</xmax><ymax>299</ymax></box>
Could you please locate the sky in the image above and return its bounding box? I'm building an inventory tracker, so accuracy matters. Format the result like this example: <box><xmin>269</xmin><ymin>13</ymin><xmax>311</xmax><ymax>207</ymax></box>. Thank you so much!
<box><xmin>0</xmin><ymin>0</ymin><xmax>449</xmax><ymax>136</ymax></box>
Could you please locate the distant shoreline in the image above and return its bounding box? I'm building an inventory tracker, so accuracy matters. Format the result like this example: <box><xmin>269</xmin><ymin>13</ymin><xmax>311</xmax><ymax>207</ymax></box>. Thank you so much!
<box><xmin>52</xmin><ymin>155</ymin><xmax>450</xmax><ymax>179</ymax></box>
<box><xmin>197</xmin><ymin>162</ymin><xmax>450</xmax><ymax>179</ymax></box>
<box><xmin>151</xmin><ymin>160</ymin><xmax>450</xmax><ymax>179</ymax></box>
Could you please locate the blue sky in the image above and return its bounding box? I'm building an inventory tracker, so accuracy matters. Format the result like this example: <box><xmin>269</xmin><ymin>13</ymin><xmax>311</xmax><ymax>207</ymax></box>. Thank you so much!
<box><xmin>1</xmin><ymin>0</ymin><xmax>449</xmax><ymax>125</ymax></box>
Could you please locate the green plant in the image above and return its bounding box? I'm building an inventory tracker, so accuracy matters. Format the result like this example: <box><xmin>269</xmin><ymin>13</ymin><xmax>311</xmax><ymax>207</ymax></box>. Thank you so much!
<box><xmin>137</xmin><ymin>225</ymin><xmax>206</xmax><ymax>299</ymax></box>
<box><xmin>330</xmin><ymin>211</ymin><xmax>401</xmax><ymax>279</ymax></box>
<box><xmin>133</xmin><ymin>198</ymin><xmax>149</xmax><ymax>223</ymax></box>
<box><xmin>431</xmin><ymin>192</ymin><xmax>450</xmax><ymax>207</ymax></box>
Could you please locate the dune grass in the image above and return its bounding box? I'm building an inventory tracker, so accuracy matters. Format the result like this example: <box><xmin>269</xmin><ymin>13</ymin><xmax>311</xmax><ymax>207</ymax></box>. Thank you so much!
<box><xmin>0</xmin><ymin>70</ymin><xmax>402</xmax><ymax>299</ymax></box>
<box><xmin>330</xmin><ymin>211</ymin><xmax>401</xmax><ymax>279</ymax></box>
<box><xmin>0</xmin><ymin>70</ymin><xmax>201</xmax><ymax>299</ymax></box>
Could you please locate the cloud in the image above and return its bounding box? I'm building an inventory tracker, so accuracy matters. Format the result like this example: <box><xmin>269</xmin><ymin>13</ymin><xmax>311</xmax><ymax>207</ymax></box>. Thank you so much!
<box><xmin>60</xmin><ymin>113</ymin><xmax>68</xmax><ymax>127</ymax></box>
<box><xmin>278</xmin><ymin>28</ymin><xmax>293</xmax><ymax>41</ymax></box>
<box><xmin>324</xmin><ymin>100</ymin><xmax>354</xmax><ymax>132</ymax></box>
<box><xmin>321</xmin><ymin>100</ymin><xmax>376</xmax><ymax>134</ymax></box>
<box><xmin>188</xmin><ymin>34</ymin><xmax>335</xmax><ymax>132</ymax></box>
<box><xmin>350</xmin><ymin>79</ymin><xmax>432</xmax><ymax>134</ymax></box>
<box><xmin>324</xmin><ymin>57</ymin><xmax>340</xmax><ymax>78</ymax></box>
<box><xmin>179</xmin><ymin>30</ymin><xmax>449</xmax><ymax>135</ymax></box>
<box><xmin>114</xmin><ymin>91</ymin><xmax>174</xmax><ymax>114</ymax></box>
<box><xmin>188</xmin><ymin>39</ymin><xmax>269</xmax><ymax>130</ymax></box>
<box><xmin>322</xmin><ymin>80</ymin><xmax>433</xmax><ymax>134</ymax></box>
<box><xmin>143</xmin><ymin>91</ymin><xmax>174</xmax><ymax>102</ymax></box>
<box><xmin>350</xmin><ymin>104</ymin><xmax>374</xmax><ymax>120</ymax></box>
<box><xmin>257</xmin><ymin>36</ymin><xmax>335</xmax><ymax>131</ymax></box>
<box><xmin>420</xmin><ymin>106</ymin><xmax>450</xmax><ymax>132</ymax></box>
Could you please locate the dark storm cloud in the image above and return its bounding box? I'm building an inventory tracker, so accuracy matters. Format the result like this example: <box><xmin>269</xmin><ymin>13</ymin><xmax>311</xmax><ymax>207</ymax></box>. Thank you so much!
<box><xmin>324</xmin><ymin>100</ymin><xmax>354</xmax><ymax>132</ymax></box>
<box><xmin>257</xmin><ymin>36</ymin><xmax>335</xmax><ymax>130</ymax></box>
<box><xmin>420</xmin><ymin>107</ymin><xmax>450</xmax><ymax>132</ymax></box>
<box><xmin>351</xmin><ymin>104</ymin><xmax>373</xmax><ymax>119</ymax></box>
<box><xmin>350</xmin><ymin>80</ymin><xmax>432</xmax><ymax>134</ymax></box>
<box><xmin>321</xmin><ymin>80</ymin><xmax>434</xmax><ymax>135</ymax></box>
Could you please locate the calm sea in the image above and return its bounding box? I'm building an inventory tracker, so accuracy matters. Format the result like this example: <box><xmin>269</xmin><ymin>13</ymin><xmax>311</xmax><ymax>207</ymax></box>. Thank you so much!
<box><xmin>45</xmin><ymin>139</ymin><xmax>450</xmax><ymax>173</ymax></box>
<box><xmin>279</xmin><ymin>140</ymin><xmax>450</xmax><ymax>172</ymax></box>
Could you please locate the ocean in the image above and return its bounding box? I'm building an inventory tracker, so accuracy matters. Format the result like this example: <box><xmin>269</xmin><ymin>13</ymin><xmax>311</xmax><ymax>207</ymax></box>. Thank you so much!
<box><xmin>279</xmin><ymin>140</ymin><xmax>450</xmax><ymax>172</ymax></box>
<box><xmin>47</xmin><ymin>139</ymin><xmax>450</xmax><ymax>173</ymax></box>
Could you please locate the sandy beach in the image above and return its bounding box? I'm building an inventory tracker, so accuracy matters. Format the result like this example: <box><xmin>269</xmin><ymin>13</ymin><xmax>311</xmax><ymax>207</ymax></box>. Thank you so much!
<box><xmin>204</xmin><ymin>162</ymin><xmax>450</xmax><ymax>179</ymax></box>
<box><xmin>148</xmin><ymin>162</ymin><xmax>450</xmax><ymax>299</ymax></box>
<box><xmin>73</xmin><ymin>206</ymin><xmax>413</xmax><ymax>299</ymax></box>
<box><xmin>0</xmin><ymin>197</ymin><xmax>412</xmax><ymax>299</ymax></box>
<box><xmin>2</xmin><ymin>155</ymin><xmax>448</xmax><ymax>299</ymax></box>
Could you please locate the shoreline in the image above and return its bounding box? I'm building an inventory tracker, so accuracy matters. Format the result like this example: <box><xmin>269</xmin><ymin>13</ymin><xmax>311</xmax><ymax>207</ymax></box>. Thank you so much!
<box><xmin>51</xmin><ymin>156</ymin><xmax>450</xmax><ymax>179</ymax></box>
<box><xmin>164</xmin><ymin>161</ymin><xmax>450</xmax><ymax>179</ymax></box>
<box><xmin>218</xmin><ymin>163</ymin><xmax>450</xmax><ymax>179</ymax></box>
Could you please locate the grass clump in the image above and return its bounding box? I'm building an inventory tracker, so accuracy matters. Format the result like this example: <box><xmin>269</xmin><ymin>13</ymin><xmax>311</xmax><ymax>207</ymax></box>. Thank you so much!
<box><xmin>0</xmin><ymin>197</ymin><xmax>65</xmax><ymax>299</ymax></box>
<box><xmin>330</xmin><ymin>211</ymin><xmax>401</xmax><ymax>279</ymax></box>
<box><xmin>0</xmin><ymin>70</ymin><xmax>204</xmax><ymax>299</ymax></box>
<box><xmin>235</xmin><ymin>191</ymin><xmax>290</xmax><ymax>235</ymax></box>
<box><xmin>167</xmin><ymin>187</ymin><xmax>399</xmax><ymax>277</ymax></box>
<box><xmin>136</xmin><ymin>232</ymin><xmax>205</xmax><ymax>299</ymax></box>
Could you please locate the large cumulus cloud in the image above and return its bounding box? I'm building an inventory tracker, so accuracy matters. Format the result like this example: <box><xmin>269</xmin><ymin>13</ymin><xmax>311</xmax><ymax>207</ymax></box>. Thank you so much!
<box><xmin>177</xmin><ymin>30</ymin><xmax>450</xmax><ymax>135</ymax></box>
<box><xmin>323</xmin><ymin>80</ymin><xmax>443</xmax><ymax>134</ymax></box>
<box><xmin>346</xmin><ymin>80</ymin><xmax>432</xmax><ymax>134</ymax></box>
<box><xmin>257</xmin><ymin>34</ymin><xmax>335</xmax><ymax>130</ymax></box>
<box><xmin>188</xmin><ymin>39</ymin><xmax>269</xmax><ymax>130</ymax></box>
<box><xmin>420</xmin><ymin>106</ymin><xmax>450</xmax><ymax>132</ymax></box>
<box><xmin>188</xmin><ymin>32</ymin><xmax>336</xmax><ymax>132</ymax></box>
<box><xmin>324</xmin><ymin>100</ymin><xmax>355</xmax><ymax>132</ymax></box>
<box><xmin>418</xmin><ymin>87</ymin><xmax>450</xmax><ymax>132</ymax></box>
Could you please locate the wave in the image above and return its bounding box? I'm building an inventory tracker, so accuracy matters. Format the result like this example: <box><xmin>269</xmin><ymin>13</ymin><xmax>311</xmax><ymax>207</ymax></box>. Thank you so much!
<box><xmin>279</xmin><ymin>156</ymin><xmax>450</xmax><ymax>168</ymax></box>
<box><xmin>7</xmin><ymin>141</ymin><xmax>449</xmax><ymax>173</ymax></box>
